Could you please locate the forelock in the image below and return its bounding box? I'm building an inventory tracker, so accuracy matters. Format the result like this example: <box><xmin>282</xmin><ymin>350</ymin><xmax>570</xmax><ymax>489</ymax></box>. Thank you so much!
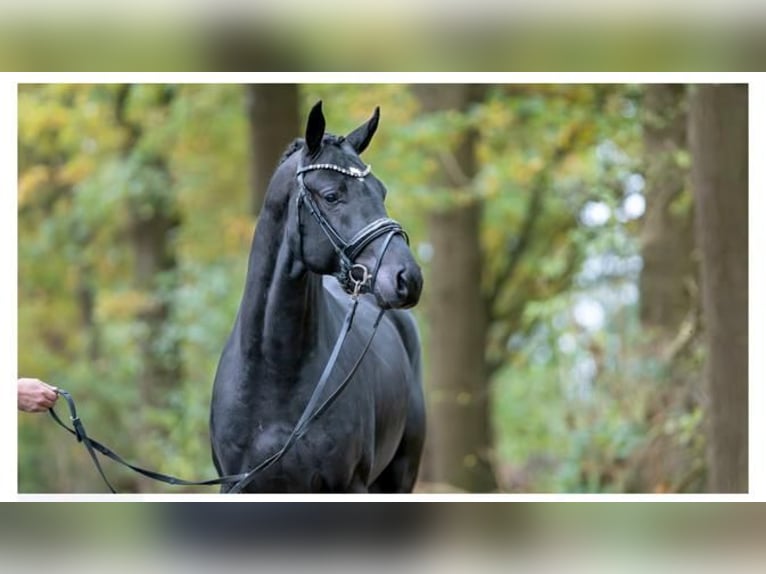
<box><xmin>278</xmin><ymin>134</ymin><xmax>347</xmax><ymax>165</ymax></box>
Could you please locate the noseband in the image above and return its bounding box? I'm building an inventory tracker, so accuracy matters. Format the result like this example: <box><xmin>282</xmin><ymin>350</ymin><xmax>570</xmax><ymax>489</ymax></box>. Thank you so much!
<box><xmin>296</xmin><ymin>160</ymin><xmax>408</xmax><ymax>296</ymax></box>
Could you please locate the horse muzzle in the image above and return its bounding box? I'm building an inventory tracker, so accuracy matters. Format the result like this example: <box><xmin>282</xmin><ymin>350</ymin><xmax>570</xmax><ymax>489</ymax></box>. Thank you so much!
<box><xmin>373</xmin><ymin>262</ymin><xmax>423</xmax><ymax>309</ymax></box>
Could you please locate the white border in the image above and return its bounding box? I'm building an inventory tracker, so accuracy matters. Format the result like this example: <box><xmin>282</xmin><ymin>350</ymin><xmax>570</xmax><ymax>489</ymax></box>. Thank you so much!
<box><xmin>13</xmin><ymin>493</ymin><xmax>756</xmax><ymax>502</ymax></box>
<box><xmin>747</xmin><ymin>79</ymin><xmax>763</xmax><ymax>498</ymax></box>
<box><xmin>4</xmin><ymin>72</ymin><xmax>762</xmax><ymax>502</ymax></box>
<box><xmin>1</xmin><ymin>79</ymin><xmax>18</xmax><ymax>498</ymax></box>
<box><xmin>6</xmin><ymin>72</ymin><xmax>765</xmax><ymax>83</ymax></box>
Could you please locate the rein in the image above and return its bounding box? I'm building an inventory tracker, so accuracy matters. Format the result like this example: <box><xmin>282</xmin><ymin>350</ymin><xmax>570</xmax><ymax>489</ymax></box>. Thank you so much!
<box><xmin>49</xmin><ymin>390</ymin><xmax>250</xmax><ymax>492</ymax></box>
<box><xmin>49</xmin><ymin>159</ymin><xmax>404</xmax><ymax>494</ymax></box>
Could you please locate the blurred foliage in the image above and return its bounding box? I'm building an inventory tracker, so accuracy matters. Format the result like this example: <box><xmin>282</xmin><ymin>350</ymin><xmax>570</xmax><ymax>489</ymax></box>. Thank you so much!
<box><xmin>2</xmin><ymin>16</ymin><xmax>766</xmax><ymax>71</ymax></box>
<box><xmin>18</xmin><ymin>84</ymin><xmax>705</xmax><ymax>492</ymax></box>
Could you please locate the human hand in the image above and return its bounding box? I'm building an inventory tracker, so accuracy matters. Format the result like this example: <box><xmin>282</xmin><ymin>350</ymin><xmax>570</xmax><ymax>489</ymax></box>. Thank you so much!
<box><xmin>18</xmin><ymin>378</ymin><xmax>58</xmax><ymax>413</ymax></box>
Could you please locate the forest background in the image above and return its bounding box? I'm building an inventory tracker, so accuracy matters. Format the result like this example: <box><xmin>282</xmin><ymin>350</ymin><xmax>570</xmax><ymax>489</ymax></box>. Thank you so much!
<box><xmin>17</xmin><ymin>83</ymin><xmax>747</xmax><ymax>493</ymax></box>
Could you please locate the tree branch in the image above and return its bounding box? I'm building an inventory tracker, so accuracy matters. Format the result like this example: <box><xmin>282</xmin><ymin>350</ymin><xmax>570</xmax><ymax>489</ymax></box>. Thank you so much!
<box><xmin>438</xmin><ymin>149</ymin><xmax>473</xmax><ymax>188</ymax></box>
<box><xmin>484</xmin><ymin>123</ymin><xmax>584</xmax><ymax>318</ymax></box>
<box><xmin>485</xmin><ymin>239</ymin><xmax>581</xmax><ymax>379</ymax></box>
<box><xmin>114</xmin><ymin>84</ymin><xmax>141</xmax><ymax>152</ymax></box>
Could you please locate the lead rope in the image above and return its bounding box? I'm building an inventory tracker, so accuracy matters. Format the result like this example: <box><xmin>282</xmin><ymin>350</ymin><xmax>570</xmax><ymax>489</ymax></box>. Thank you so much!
<box><xmin>49</xmin><ymin>390</ymin><xmax>117</xmax><ymax>493</ymax></box>
<box><xmin>49</xmin><ymin>390</ymin><xmax>250</xmax><ymax>490</ymax></box>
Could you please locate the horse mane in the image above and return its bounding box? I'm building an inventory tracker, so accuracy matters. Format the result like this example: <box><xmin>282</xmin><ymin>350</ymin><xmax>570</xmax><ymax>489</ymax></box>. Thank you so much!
<box><xmin>278</xmin><ymin>134</ymin><xmax>346</xmax><ymax>165</ymax></box>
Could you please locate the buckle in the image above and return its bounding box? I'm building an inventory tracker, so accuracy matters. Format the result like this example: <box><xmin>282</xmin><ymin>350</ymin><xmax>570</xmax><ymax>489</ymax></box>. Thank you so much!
<box><xmin>349</xmin><ymin>264</ymin><xmax>370</xmax><ymax>300</ymax></box>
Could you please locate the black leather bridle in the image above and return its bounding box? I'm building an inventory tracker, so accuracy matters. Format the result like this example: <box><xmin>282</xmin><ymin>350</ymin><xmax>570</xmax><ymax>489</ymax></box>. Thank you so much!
<box><xmin>47</xmin><ymin>158</ymin><xmax>413</xmax><ymax>493</ymax></box>
<box><xmin>296</xmin><ymin>160</ymin><xmax>408</xmax><ymax>296</ymax></box>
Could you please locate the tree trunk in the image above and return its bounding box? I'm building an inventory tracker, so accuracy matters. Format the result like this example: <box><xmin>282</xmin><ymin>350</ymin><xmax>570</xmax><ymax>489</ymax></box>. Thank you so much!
<box><xmin>75</xmin><ymin>244</ymin><xmax>100</xmax><ymax>362</ymax></box>
<box><xmin>626</xmin><ymin>85</ymin><xmax>701</xmax><ymax>492</ymax></box>
<box><xmin>245</xmin><ymin>84</ymin><xmax>300</xmax><ymax>216</ymax></box>
<box><xmin>130</xmin><ymin>197</ymin><xmax>182</xmax><ymax>408</ymax></box>
<box><xmin>689</xmin><ymin>84</ymin><xmax>748</xmax><ymax>492</ymax></box>
<box><xmin>640</xmin><ymin>84</ymin><xmax>695</xmax><ymax>336</ymax></box>
<box><xmin>414</xmin><ymin>85</ymin><xmax>496</xmax><ymax>492</ymax></box>
<box><xmin>115</xmin><ymin>85</ymin><xmax>182</xmax><ymax>410</ymax></box>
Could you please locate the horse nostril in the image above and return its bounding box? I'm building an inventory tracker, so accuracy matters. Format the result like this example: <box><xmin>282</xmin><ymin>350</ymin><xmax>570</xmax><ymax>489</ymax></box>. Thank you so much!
<box><xmin>396</xmin><ymin>268</ymin><xmax>410</xmax><ymax>297</ymax></box>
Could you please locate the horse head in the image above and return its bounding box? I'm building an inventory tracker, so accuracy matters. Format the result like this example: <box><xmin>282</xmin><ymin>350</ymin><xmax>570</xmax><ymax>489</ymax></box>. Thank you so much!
<box><xmin>290</xmin><ymin>101</ymin><xmax>423</xmax><ymax>310</ymax></box>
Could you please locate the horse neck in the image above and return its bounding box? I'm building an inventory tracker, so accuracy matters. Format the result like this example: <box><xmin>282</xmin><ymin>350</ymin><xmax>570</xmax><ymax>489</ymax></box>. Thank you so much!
<box><xmin>237</xmin><ymin>178</ymin><xmax>320</xmax><ymax>372</ymax></box>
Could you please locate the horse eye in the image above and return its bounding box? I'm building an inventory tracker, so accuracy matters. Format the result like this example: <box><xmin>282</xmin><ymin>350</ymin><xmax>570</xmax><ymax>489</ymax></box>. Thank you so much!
<box><xmin>324</xmin><ymin>192</ymin><xmax>339</xmax><ymax>204</ymax></box>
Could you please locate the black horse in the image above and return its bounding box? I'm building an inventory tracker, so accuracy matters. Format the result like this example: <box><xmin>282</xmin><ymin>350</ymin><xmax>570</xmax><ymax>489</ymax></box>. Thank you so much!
<box><xmin>210</xmin><ymin>102</ymin><xmax>425</xmax><ymax>493</ymax></box>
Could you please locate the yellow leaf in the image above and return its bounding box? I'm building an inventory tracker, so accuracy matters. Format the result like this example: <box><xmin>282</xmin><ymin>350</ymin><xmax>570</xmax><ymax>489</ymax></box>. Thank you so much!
<box><xmin>18</xmin><ymin>165</ymin><xmax>50</xmax><ymax>206</ymax></box>
<box><xmin>97</xmin><ymin>290</ymin><xmax>154</xmax><ymax>320</ymax></box>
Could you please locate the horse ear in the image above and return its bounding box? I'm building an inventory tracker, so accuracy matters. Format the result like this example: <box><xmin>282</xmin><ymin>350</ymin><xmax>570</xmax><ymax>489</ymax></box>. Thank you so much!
<box><xmin>346</xmin><ymin>106</ymin><xmax>380</xmax><ymax>155</ymax></box>
<box><xmin>305</xmin><ymin>101</ymin><xmax>325</xmax><ymax>157</ymax></box>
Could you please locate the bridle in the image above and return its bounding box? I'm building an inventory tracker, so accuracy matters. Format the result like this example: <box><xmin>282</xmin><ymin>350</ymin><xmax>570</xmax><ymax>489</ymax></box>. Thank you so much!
<box><xmin>47</xmin><ymin>152</ymin><xmax>416</xmax><ymax>494</ymax></box>
<box><xmin>296</xmin><ymin>159</ymin><xmax>408</xmax><ymax>297</ymax></box>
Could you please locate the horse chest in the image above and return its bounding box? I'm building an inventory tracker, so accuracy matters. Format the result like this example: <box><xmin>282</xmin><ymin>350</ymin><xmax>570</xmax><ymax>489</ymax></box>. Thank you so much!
<box><xmin>241</xmin><ymin>400</ymin><xmax>374</xmax><ymax>492</ymax></box>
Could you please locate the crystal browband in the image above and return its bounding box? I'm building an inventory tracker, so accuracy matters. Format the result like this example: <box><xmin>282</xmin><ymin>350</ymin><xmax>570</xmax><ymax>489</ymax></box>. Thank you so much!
<box><xmin>297</xmin><ymin>163</ymin><xmax>372</xmax><ymax>179</ymax></box>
